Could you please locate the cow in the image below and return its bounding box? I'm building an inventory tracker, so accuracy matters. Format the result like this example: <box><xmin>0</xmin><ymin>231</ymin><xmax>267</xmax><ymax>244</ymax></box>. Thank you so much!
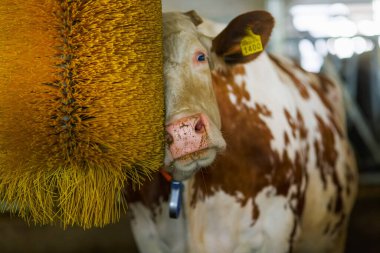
<box><xmin>127</xmin><ymin>10</ymin><xmax>358</xmax><ymax>253</ymax></box>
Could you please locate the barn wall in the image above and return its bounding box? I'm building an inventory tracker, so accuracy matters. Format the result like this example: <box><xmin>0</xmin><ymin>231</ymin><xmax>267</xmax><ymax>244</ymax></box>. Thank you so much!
<box><xmin>162</xmin><ymin>0</ymin><xmax>266</xmax><ymax>23</ymax></box>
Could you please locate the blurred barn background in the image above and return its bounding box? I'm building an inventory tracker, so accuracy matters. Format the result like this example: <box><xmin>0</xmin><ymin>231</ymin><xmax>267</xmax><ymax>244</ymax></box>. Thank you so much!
<box><xmin>0</xmin><ymin>0</ymin><xmax>379</xmax><ymax>252</ymax></box>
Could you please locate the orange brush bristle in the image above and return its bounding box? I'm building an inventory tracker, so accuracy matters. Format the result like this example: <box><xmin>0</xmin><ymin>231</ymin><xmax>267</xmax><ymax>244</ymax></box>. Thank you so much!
<box><xmin>0</xmin><ymin>0</ymin><xmax>164</xmax><ymax>228</ymax></box>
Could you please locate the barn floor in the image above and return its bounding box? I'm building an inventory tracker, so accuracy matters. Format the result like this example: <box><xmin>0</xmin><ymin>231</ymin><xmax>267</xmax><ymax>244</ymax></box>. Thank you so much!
<box><xmin>346</xmin><ymin>183</ymin><xmax>380</xmax><ymax>253</ymax></box>
<box><xmin>0</xmin><ymin>184</ymin><xmax>379</xmax><ymax>253</ymax></box>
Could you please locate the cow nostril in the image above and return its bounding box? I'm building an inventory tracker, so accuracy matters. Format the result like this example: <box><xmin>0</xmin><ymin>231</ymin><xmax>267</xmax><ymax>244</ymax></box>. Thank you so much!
<box><xmin>194</xmin><ymin>118</ymin><xmax>205</xmax><ymax>133</ymax></box>
<box><xmin>166</xmin><ymin>132</ymin><xmax>174</xmax><ymax>145</ymax></box>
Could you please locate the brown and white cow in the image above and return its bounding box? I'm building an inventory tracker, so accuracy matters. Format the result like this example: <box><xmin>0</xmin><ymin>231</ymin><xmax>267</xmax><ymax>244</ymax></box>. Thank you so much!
<box><xmin>127</xmin><ymin>10</ymin><xmax>358</xmax><ymax>253</ymax></box>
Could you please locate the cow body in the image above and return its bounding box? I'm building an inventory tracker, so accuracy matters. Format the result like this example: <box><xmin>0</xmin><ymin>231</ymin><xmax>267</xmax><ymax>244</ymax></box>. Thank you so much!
<box><xmin>128</xmin><ymin>11</ymin><xmax>357</xmax><ymax>253</ymax></box>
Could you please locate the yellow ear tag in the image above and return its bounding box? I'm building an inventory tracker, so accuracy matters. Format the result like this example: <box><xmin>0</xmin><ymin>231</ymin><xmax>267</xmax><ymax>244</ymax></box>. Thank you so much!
<box><xmin>240</xmin><ymin>27</ymin><xmax>263</xmax><ymax>56</ymax></box>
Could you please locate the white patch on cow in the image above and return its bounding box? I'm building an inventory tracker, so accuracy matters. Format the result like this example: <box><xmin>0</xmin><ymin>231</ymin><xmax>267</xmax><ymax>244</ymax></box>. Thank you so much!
<box><xmin>227</xmin><ymin>83</ymin><xmax>233</xmax><ymax>92</ymax></box>
<box><xmin>184</xmin><ymin>184</ymin><xmax>297</xmax><ymax>253</ymax></box>
<box><xmin>290</xmin><ymin>198</ymin><xmax>298</xmax><ymax>210</ymax></box>
<box><xmin>234</xmin><ymin>74</ymin><xmax>245</xmax><ymax>86</ymax></box>
<box><xmin>184</xmin><ymin>189</ymin><xmax>264</xmax><ymax>253</ymax></box>
<box><xmin>129</xmin><ymin>201</ymin><xmax>187</xmax><ymax>253</ymax></box>
<box><xmin>254</xmin><ymin>186</ymin><xmax>297</xmax><ymax>253</ymax></box>
<box><xmin>228</xmin><ymin>90</ymin><xmax>238</xmax><ymax>106</ymax></box>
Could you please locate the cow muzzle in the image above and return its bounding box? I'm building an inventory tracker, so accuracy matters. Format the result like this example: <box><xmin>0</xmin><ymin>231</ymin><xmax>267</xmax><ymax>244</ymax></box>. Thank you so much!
<box><xmin>166</xmin><ymin>113</ymin><xmax>209</xmax><ymax>159</ymax></box>
<box><xmin>165</xmin><ymin>113</ymin><xmax>222</xmax><ymax>180</ymax></box>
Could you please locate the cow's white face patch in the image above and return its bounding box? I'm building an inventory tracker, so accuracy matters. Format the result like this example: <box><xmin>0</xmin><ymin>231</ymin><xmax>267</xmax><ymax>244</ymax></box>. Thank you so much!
<box><xmin>162</xmin><ymin>13</ymin><xmax>226</xmax><ymax>180</ymax></box>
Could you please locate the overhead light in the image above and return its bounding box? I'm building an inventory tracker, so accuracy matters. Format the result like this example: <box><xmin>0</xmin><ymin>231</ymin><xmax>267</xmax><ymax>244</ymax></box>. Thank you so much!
<box><xmin>357</xmin><ymin>20</ymin><xmax>380</xmax><ymax>36</ymax></box>
<box><xmin>334</xmin><ymin>37</ymin><xmax>355</xmax><ymax>59</ymax></box>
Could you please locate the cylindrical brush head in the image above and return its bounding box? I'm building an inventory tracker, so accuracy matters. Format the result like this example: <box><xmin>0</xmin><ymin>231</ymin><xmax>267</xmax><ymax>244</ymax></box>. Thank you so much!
<box><xmin>0</xmin><ymin>0</ymin><xmax>164</xmax><ymax>228</ymax></box>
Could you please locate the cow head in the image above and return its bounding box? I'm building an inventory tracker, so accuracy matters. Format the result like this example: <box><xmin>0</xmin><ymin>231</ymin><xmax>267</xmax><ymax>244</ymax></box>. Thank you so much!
<box><xmin>163</xmin><ymin>10</ymin><xmax>274</xmax><ymax>181</ymax></box>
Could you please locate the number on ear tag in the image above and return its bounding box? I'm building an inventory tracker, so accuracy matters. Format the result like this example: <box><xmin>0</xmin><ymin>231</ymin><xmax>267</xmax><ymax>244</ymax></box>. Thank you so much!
<box><xmin>240</xmin><ymin>27</ymin><xmax>263</xmax><ymax>56</ymax></box>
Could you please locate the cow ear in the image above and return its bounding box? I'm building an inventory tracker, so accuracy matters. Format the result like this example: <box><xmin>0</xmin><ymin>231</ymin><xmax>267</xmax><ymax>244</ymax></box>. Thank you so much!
<box><xmin>211</xmin><ymin>11</ymin><xmax>274</xmax><ymax>64</ymax></box>
<box><xmin>184</xmin><ymin>10</ymin><xmax>203</xmax><ymax>26</ymax></box>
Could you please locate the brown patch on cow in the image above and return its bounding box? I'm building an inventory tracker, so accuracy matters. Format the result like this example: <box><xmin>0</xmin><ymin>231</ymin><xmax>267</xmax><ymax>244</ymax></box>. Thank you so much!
<box><xmin>184</xmin><ymin>10</ymin><xmax>203</xmax><ymax>26</ymax></box>
<box><xmin>284</xmin><ymin>132</ymin><xmax>290</xmax><ymax>145</ymax></box>
<box><xmin>268</xmin><ymin>54</ymin><xmax>310</xmax><ymax>99</ymax></box>
<box><xmin>318</xmin><ymin>81</ymin><xmax>345</xmax><ymax>136</ymax></box>
<box><xmin>230</xmin><ymin>80</ymin><xmax>250</xmax><ymax>105</ymax></box>
<box><xmin>314</xmin><ymin>114</ymin><xmax>345</xmax><ymax>216</ymax></box>
<box><xmin>309</xmin><ymin>75</ymin><xmax>345</xmax><ymax>138</ymax></box>
<box><xmin>256</xmin><ymin>103</ymin><xmax>272</xmax><ymax>117</ymax></box>
<box><xmin>220</xmin><ymin>66</ymin><xmax>253</xmax><ymax>108</ymax></box>
<box><xmin>297</xmin><ymin>111</ymin><xmax>308</xmax><ymax>139</ymax></box>
<box><xmin>314</xmin><ymin>114</ymin><xmax>337</xmax><ymax>188</ymax></box>
<box><xmin>284</xmin><ymin>109</ymin><xmax>308</xmax><ymax>140</ymax></box>
<box><xmin>228</xmin><ymin>66</ymin><xmax>252</xmax><ymax>103</ymax></box>
<box><xmin>190</xmin><ymin>65</ymin><xmax>308</xmax><ymax>228</ymax></box>
<box><xmin>310</xmin><ymin>83</ymin><xmax>333</xmax><ymax>113</ymax></box>
<box><xmin>317</xmin><ymin>74</ymin><xmax>336</xmax><ymax>93</ymax></box>
<box><xmin>285</xmin><ymin>109</ymin><xmax>297</xmax><ymax>138</ymax></box>
<box><xmin>232</xmin><ymin>65</ymin><xmax>246</xmax><ymax>75</ymax></box>
<box><xmin>212</xmin><ymin>11</ymin><xmax>274</xmax><ymax>64</ymax></box>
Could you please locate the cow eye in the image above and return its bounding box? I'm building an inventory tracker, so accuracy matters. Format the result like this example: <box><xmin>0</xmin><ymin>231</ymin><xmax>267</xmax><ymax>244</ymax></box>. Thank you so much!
<box><xmin>197</xmin><ymin>53</ymin><xmax>206</xmax><ymax>62</ymax></box>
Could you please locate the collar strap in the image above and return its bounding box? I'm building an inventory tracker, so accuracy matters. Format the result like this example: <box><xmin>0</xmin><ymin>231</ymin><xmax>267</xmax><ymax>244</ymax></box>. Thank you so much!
<box><xmin>160</xmin><ymin>168</ymin><xmax>173</xmax><ymax>182</ymax></box>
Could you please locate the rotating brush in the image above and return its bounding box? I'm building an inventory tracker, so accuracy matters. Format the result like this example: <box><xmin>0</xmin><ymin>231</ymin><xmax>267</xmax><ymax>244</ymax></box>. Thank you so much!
<box><xmin>0</xmin><ymin>0</ymin><xmax>164</xmax><ymax>228</ymax></box>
